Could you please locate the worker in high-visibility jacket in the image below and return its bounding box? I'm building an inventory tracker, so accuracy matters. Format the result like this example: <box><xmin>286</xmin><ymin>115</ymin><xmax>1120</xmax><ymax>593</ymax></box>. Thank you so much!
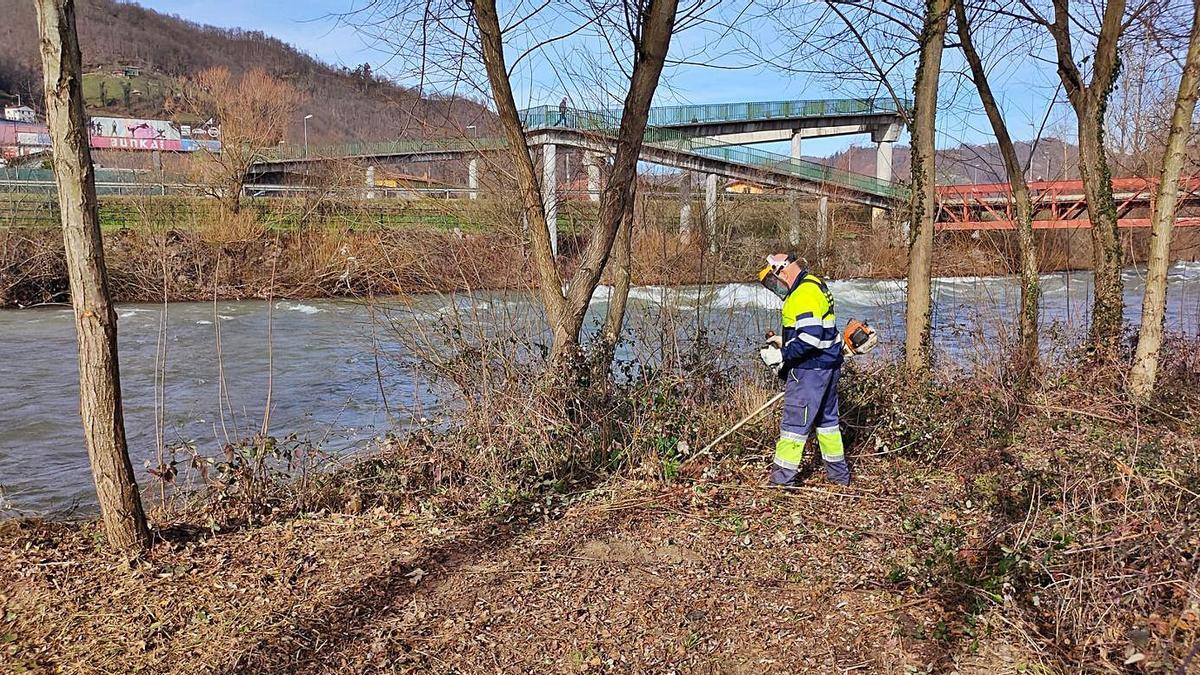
<box><xmin>758</xmin><ymin>253</ymin><xmax>851</xmax><ymax>486</ymax></box>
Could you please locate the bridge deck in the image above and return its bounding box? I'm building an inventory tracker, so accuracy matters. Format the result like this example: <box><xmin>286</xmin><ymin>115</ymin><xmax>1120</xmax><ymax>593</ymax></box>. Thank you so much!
<box><xmin>255</xmin><ymin>99</ymin><xmax>908</xmax><ymax>207</ymax></box>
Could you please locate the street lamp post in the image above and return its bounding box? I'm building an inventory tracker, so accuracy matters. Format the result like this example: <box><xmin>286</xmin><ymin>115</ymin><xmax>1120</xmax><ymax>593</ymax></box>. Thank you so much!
<box><xmin>303</xmin><ymin>114</ymin><xmax>313</xmax><ymax>158</ymax></box>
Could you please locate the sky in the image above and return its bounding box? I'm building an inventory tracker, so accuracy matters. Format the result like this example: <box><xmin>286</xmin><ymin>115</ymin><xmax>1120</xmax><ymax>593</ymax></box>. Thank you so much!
<box><xmin>135</xmin><ymin>0</ymin><xmax>1079</xmax><ymax>159</ymax></box>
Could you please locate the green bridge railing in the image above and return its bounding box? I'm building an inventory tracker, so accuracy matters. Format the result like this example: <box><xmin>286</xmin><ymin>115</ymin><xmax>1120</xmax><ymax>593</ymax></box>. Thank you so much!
<box><xmin>660</xmin><ymin>137</ymin><xmax>908</xmax><ymax>200</ymax></box>
<box><xmin>648</xmin><ymin>97</ymin><xmax>909</xmax><ymax>127</ymax></box>
<box><xmin>519</xmin><ymin>97</ymin><xmax>910</xmax><ymax>129</ymax></box>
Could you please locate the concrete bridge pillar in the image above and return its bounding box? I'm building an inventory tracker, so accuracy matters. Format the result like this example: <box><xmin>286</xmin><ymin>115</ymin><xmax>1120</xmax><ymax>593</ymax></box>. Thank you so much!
<box><xmin>872</xmin><ymin>142</ymin><xmax>893</xmax><ymax>227</ymax></box>
<box><xmin>704</xmin><ymin>173</ymin><xmax>718</xmax><ymax>252</ymax></box>
<box><xmin>584</xmin><ymin>152</ymin><xmax>600</xmax><ymax>202</ymax></box>
<box><xmin>788</xmin><ymin>131</ymin><xmax>803</xmax><ymax>245</ymax></box>
<box><xmin>679</xmin><ymin>171</ymin><xmax>693</xmax><ymax>242</ymax></box>
<box><xmin>468</xmin><ymin>158</ymin><xmax>478</xmax><ymax>200</ymax></box>
<box><xmin>875</xmin><ymin>141</ymin><xmax>894</xmax><ymax>184</ymax></box>
<box><xmin>816</xmin><ymin>196</ymin><xmax>829</xmax><ymax>252</ymax></box>
<box><xmin>365</xmin><ymin>165</ymin><xmax>376</xmax><ymax>200</ymax></box>
<box><xmin>872</xmin><ymin>122</ymin><xmax>902</xmax><ymax>229</ymax></box>
<box><xmin>543</xmin><ymin>143</ymin><xmax>558</xmax><ymax>256</ymax></box>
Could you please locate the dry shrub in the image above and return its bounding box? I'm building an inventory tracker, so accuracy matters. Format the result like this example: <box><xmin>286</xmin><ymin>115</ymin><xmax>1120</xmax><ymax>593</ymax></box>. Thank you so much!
<box><xmin>0</xmin><ymin>228</ymin><xmax>67</xmax><ymax>306</ymax></box>
<box><xmin>199</xmin><ymin>208</ymin><xmax>267</xmax><ymax>244</ymax></box>
<box><xmin>837</xmin><ymin>344</ymin><xmax>1200</xmax><ymax>672</ymax></box>
<box><xmin>970</xmin><ymin>374</ymin><xmax>1200</xmax><ymax>670</ymax></box>
<box><xmin>855</xmin><ymin>227</ymin><xmax>909</xmax><ymax>278</ymax></box>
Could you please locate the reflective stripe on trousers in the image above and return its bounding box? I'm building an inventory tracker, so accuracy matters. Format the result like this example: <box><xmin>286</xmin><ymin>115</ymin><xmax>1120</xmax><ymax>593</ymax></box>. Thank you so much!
<box><xmin>772</xmin><ymin>367</ymin><xmax>844</xmax><ymax>469</ymax></box>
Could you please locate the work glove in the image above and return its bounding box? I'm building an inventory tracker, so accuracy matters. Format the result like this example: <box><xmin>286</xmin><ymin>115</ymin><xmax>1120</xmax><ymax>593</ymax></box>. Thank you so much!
<box><xmin>759</xmin><ymin>332</ymin><xmax>783</xmax><ymax>373</ymax></box>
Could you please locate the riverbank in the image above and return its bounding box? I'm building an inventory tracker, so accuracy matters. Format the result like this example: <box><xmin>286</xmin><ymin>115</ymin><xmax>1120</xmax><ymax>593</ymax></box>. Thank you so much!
<box><xmin>6</xmin><ymin>220</ymin><xmax>1200</xmax><ymax>308</ymax></box>
<box><xmin>2</xmin><ymin>356</ymin><xmax>1198</xmax><ymax>672</ymax></box>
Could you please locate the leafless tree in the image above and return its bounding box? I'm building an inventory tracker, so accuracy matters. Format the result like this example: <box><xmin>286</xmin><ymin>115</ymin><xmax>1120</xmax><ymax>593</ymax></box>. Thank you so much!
<box><xmin>1130</xmin><ymin>0</ymin><xmax>1200</xmax><ymax>401</ymax></box>
<box><xmin>35</xmin><ymin>0</ymin><xmax>150</xmax><ymax>552</ymax></box>
<box><xmin>180</xmin><ymin>67</ymin><xmax>301</xmax><ymax>215</ymax></box>
<box><xmin>905</xmin><ymin>0</ymin><xmax>953</xmax><ymax>375</ymax></box>
<box><xmin>955</xmin><ymin>0</ymin><xmax>1042</xmax><ymax>384</ymax></box>
<box><xmin>1015</xmin><ymin>0</ymin><xmax>1148</xmax><ymax>351</ymax></box>
<box><xmin>349</xmin><ymin>0</ymin><xmax>711</xmax><ymax>377</ymax></box>
<box><xmin>1106</xmin><ymin>4</ymin><xmax>1186</xmax><ymax>178</ymax></box>
<box><xmin>597</xmin><ymin>188</ymin><xmax>637</xmax><ymax>366</ymax></box>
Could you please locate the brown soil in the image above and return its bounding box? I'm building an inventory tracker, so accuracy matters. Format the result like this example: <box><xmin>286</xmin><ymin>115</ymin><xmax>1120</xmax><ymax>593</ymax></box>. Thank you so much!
<box><xmin>0</xmin><ymin>468</ymin><xmax>978</xmax><ymax>673</ymax></box>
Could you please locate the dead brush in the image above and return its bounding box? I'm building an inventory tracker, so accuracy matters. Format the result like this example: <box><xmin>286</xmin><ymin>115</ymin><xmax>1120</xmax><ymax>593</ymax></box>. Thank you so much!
<box><xmin>855</xmin><ymin>340</ymin><xmax>1200</xmax><ymax>672</ymax></box>
<box><xmin>0</xmin><ymin>227</ymin><xmax>68</xmax><ymax>306</ymax></box>
<box><xmin>971</xmin><ymin>368</ymin><xmax>1200</xmax><ymax>670</ymax></box>
<box><xmin>147</xmin><ymin>431</ymin><xmax>337</xmax><ymax>530</ymax></box>
<box><xmin>199</xmin><ymin>207</ymin><xmax>267</xmax><ymax>244</ymax></box>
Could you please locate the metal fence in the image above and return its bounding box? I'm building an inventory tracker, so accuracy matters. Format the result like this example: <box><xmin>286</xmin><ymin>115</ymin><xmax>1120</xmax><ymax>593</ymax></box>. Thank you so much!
<box><xmin>0</xmin><ymin>193</ymin><xmax>522</xmax><ymax>231</ymax></box>
<box><xmin>0</xmin><ymin>167</ymin><xmax>166</xmax><ymax>196</ymax></box>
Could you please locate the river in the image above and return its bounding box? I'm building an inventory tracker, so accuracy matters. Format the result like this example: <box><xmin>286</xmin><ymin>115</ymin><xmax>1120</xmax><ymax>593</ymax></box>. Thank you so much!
<box><xmin>3</xmin><ymin>265</ymin><xmax>1199</xmax><ymax>514</ymax></box>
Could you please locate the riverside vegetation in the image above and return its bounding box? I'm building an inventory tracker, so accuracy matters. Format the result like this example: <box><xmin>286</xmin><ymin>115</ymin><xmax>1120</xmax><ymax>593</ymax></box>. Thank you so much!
<box><xmin>11</xmin><ymin>0</ymin><xmax>1200</xmax><ymax>669</ymax></box>
<box><xmin>1</xmin><ymin>322</ymin><xmax>1198</xmax><ymax>672</ymax></box>
<box><xmin>4</xmin><ymin>192</ymin><xmax>1199</xmax><ymax>308</ymax></box>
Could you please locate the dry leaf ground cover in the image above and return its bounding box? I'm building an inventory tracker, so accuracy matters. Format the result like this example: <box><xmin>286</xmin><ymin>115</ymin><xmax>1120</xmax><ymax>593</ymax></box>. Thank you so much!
<box><xmin>2</xmin><ymin>365</ymin><xmax>1199</xmax><ymax>673</ymax></box>
<box><xmin>0</xmin><ymin>467</ymin><xmax>989</xmax><ymax>673</ymax></box>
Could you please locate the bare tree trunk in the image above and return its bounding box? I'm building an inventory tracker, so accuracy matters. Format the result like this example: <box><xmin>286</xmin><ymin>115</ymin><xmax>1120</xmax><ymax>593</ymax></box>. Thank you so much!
<box><xmin>1130</xmin><ymin>0</ymin><xmax>1200</xmax><ymax>401</ymax></box>
<box><xmin>1076</xmin><ymin>110</ymin><xmax>1124</xmax><ymax>345</ymax></box>
<box><xmin>557</xmin><ymin>0</ymin><xmax>677</xmax><ymax>367</ymax></box>
<box><xmin>473</xmin><ymin>0</ymin><xmax>567</xmax><ymax>351</ymax></box>
<box><xmin>472</xmin><ymin>0</ymin><xmax>678</xmax><ymax>377</ymax></box>
<box><xmin>1049</xmin><ymin>0</ymin><xmax>1127</xmax><ymax>352</ymax></box>
<box><xmin>36</xmin><ymin>0</ymin><xmax>150</xmax><ymax>553</ymax></box>
<box><xmin>226</xmin><ymin>177</ymin><xmax>243</xmax><ymax>215</ymax></box>
<box><xmin>600</xmin><ymin>189</ymin><xmax>637</xmax><ymax>355</ymax></box>
<box><xmin>955</xmin><ymin>0</ymin><xmax>1040</xmax><ymax>384</ymax></box>
<box><xmin>904</xmin><ymin>0</ymin><xmax>951</xmax><ymax>375</ymax></box>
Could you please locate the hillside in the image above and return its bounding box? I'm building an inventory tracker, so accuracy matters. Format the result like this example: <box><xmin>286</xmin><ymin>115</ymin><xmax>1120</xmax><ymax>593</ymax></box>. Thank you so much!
<box><xmin>0</xmin><ymin>0</ymin><xmax>494</xmax><ymax>145</ymax></box>
<box><xmin>826</xmin><ymin>137</ymin><xmax>1084</xmax><ymax>185</ymax></box>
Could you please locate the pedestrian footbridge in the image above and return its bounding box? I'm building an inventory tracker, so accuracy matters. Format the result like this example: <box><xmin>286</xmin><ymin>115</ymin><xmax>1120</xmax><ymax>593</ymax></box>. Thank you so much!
<box><xmin>250</xmin><ymin>98</ymin><xmax>910</xmax><ymax>250</ymax></box>
<box><xmin>253</xmin><ymin>98</ymin><xmax>907</xmax><ymax>203</ymax></box>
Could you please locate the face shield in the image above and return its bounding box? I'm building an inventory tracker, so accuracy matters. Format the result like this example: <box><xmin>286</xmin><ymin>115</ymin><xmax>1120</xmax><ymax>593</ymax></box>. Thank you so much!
<box><xmin>758</xmin><ymin>265</ymin><xmax>792</xmax><ymax>301</ymax></box>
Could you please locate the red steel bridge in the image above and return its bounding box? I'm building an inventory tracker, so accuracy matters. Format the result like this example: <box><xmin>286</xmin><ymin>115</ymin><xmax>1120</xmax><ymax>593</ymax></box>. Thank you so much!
<box><xmin>934</xmin><ymin>177</ymin><xmax>1200</xmax><ymax>231</ymax></box>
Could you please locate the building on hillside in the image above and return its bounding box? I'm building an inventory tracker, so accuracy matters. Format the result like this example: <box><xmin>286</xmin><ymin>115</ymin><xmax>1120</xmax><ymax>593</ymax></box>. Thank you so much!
<box><xmin>724</xmin><ymin>179</ymin><xmax>765</xmax><ymax>194</ymax></box>
<box><xmin>4</xmin><ymin>106</ymin><xmax>37</xmax><ymax>124</ymax></box>
<box><xmin>0</xmin><ymin>119</ymin><xmax>51</xmax><ymax>159</ymax></box>
<box><xmin>374</xmin><ymin>169</ymin><xmax>449</xmax><ymax>189</ymax></box>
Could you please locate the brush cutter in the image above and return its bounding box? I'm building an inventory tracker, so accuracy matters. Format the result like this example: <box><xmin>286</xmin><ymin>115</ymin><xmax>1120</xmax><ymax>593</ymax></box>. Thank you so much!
<box><xmin>694</xmin><ymin>318</ymin><xmax>879</xmax><ymax>458</ymax></box>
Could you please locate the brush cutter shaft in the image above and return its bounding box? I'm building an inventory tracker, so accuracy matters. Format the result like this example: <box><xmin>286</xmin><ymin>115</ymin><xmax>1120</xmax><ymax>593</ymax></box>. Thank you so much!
<box><xmin>698</xmin><ymin>392</ymin><xmax>786</xmax><ymax>456</ymax></box>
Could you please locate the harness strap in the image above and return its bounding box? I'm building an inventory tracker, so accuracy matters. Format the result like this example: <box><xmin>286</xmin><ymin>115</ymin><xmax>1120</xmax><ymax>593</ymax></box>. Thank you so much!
<box><xmin>797</xmin><ymin>274</ymin><xmax>835</xmax><ymax>319</ymax></box>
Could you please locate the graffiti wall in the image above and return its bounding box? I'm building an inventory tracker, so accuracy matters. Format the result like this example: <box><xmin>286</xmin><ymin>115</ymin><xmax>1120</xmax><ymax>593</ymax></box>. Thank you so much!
<box><xmin>1</xmin><ymin>115</ymin><xmax>221</xmax><ymax>158</ymax></box>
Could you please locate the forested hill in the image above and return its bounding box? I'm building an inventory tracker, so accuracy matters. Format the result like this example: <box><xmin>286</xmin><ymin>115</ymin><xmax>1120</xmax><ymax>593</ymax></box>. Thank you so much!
<box><xmin>0</xmin><ymin>0</ymin><xmax>494</xmax><ymax>144</ymax></box>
